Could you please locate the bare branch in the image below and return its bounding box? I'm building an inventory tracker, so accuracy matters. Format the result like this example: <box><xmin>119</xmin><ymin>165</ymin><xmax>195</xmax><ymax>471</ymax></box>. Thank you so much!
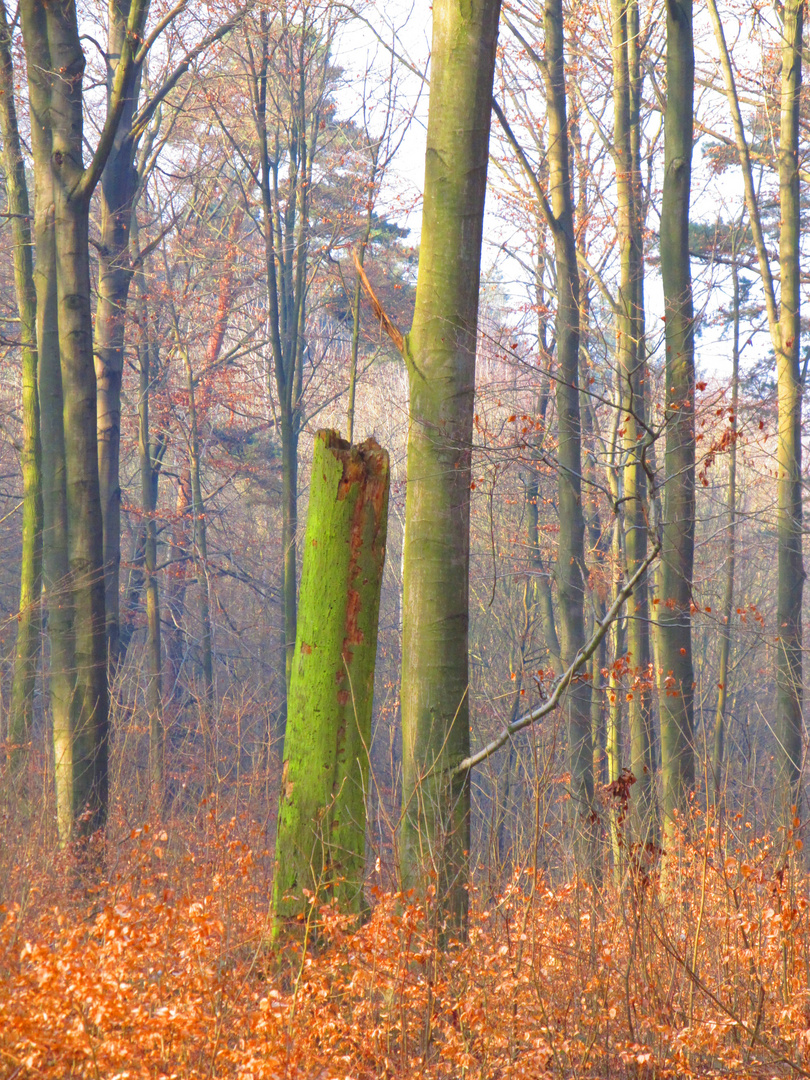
<box><xmin>352</xmin><ymin>248</ymin><xmax>405</xmax><ymax>355</ymax></box>
<box><xmin>452</xmin><ymin>538</ymin><xmax>661</xmax><ymax>776</ymax></box>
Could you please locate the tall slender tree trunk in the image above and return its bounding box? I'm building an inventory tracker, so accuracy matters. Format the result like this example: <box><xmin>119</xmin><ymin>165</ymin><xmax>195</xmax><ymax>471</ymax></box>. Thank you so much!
<box><xmin>775</xmin><ymin>0</ymin><xmax>804</xmax><ymax>823</ymax></box>
<box><xmin>0</xmin><ymin>0</ymin><xmax>43</xmax><ymax>769</ymax></box>
<box><xmin>166</xmin><ymin>468</ymin><xmax>191</xmax><ymax>688</ymax></box>
<box><xmin>707</xmin><ymin>0</ymin><xmax>804</xmax><ymax>823</ymax></box>
<box><xmin>607</xmin><ymin>510</ymin><xmax>626</xmax><ymax>874</ymax></box>
<box><xmin>53</xmin><ymin>176</ymin><xmax>109</xmax><ymax>834</ymax></box>
<box><xmin>712</xmin><ymin>260</ymin><xmax>739</xmax><ymax>800</ymax></box>
<box><xmin>528</xmin><ymin>257</ymin><xmax>562</xmax><ymax>678</ymax></box>
<box><xmin>95</xmin><ymin>0</ymin><xmax>145</xmax><ymax>668</ymax></box>
<box><xmin>29</xmin><ymin>124</ymin><xmax>74</xmax><ymax>840</ymax></box>
<box><xmin>250</xmin><ymin>11</ymin><xmax>326</xmax><ymax>743</ymax></box>
<box><xmin>347</xmin><ymin>187</ymin><xmax>377</xmax><ymax>444</ymax></box>
<box><xmin>399</xmin><ymin>0</ymin><xmax>502</xmax><ymax>930</ymax></box>
<box><xmin>658</xmin><ymin>0</ymin><xmax>696</xmax><ymax>830</ymax></box>
<box><xmin>181</xmin><ymin>346</ymin><xmax>214</xmax><ymax>699</ymax></box>
<box><xmin>572</xmin><ymin>113</ymin><xmax>608</xmax><ymax>798</ymax></box>
<box><xmin>134</xmin><ymin>225</ymin><xmax>164</xmax><ymax>806</ymax></box>
<box><xmin>606</xmin><ymin>403</ymin><xmax>625</xmax><ymax>873</ymax></box>
<box><xmin>612</xmin><ymin>0</ymin><xmax>653</xmax><ymax>834</ymax></box>
<box><xmin>544</xmin><ymin>0</ymin><xmax>597</xmax><ymax>877</ymax></box>
<box><xmin>628</xmin><ymin>0</ymin><xmax>654</xmax><ymax>834</ymax></box>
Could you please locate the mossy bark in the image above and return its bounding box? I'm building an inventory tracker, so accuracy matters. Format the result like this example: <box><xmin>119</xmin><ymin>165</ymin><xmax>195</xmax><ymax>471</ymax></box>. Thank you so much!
<box><xmin>274</xmin><ymin>431</ymin><xmax>389</xmax><ymax>927</ymax></box>
<box><xmin>399</xmin><ymin>0</ymin><xmax>502</xmax><ymax>931</ymax></box>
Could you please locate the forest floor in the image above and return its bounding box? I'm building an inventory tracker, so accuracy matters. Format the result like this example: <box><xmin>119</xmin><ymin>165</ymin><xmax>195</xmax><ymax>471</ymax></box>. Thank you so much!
<box><xmin>1</xmin><ymin>777</ymin><xmax>809</xmax><ymax>1079</ymax></box>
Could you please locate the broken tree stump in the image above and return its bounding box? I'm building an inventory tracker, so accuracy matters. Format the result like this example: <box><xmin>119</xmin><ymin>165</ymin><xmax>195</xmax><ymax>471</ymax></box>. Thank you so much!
<box><xmin>273</xmin><ymin>430</ymin><xmax>390</xmax><ymax>929</ymax></box>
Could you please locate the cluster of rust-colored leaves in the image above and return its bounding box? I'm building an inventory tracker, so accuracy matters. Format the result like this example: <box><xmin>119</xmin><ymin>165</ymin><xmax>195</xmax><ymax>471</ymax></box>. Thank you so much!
<box><xmin>2</xmin><ymin>803</ymin><xmax>810</xmax><ymax>1079</ymax></box>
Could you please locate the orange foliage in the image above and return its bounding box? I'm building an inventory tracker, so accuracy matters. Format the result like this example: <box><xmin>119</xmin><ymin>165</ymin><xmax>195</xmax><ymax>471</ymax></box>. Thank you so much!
<box><xmin>2</xmin><ymin>811</ymin><xmax>810</xmax><ymax>1078</ymax></box>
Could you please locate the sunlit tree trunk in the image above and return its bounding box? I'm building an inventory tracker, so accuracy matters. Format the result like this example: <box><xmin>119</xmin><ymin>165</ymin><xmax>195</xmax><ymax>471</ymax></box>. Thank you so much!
<box><xmin>399</xmin><ymin>0</ymin><xmax>502</xmax><ymax>930</ymax></box>
<box><xmin>0</xmin><ymin>0</ymin><xmax>42</xmax><ymax>769</ymax></box>
<box><xmin>627</xmin><ymin>0</ymin><xmax>654</xmax><ymax>834</ymax></box>
<box><xmin>658</xmin><ymin>0</ymin><xmax>696</xmax><ymax>830</ymax></box>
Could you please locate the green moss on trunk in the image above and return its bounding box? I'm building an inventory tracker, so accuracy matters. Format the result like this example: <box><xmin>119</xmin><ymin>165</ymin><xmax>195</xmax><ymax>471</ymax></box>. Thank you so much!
<box><xmin>274</xmin><ymin>430</ymin><xmax>389</xmax><ymax>928</ymax></box>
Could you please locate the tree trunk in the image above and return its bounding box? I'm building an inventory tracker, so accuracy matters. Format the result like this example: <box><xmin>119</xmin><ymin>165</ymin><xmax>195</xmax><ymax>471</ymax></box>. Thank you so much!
<box><xmin>30</xmin><ymin>145</ymin><xmax>74</xmax><ymax>842</ymax></box>
<box><xmin>95</xmin><ymin>0</ymin><xmax>144</xmax><ymax>667</ymax></box>
<box><xmin>544</xmin><ymin>0</ymin><xmax>597</xmax><ymax>877</ymax></box>
<box><xmin>712</xmin><ymin>260</ymin><xmax>739</xmax><ymax>801</ymax></box>
<box><xmin>399</xmin><ymin>0</ymin><xmax>502</xmax><ymax>931</ymax></box>
<box><xmin>274</xmin><ymin>431</ymin><xmax>389</xmax><ymax>927</ymax></box>
<box><xmin>53</xmin><ymin>169</ymin><xmax>109</xmax><ymax>835</ymax></box>
<box><xmin>166</xmin><ymin>468</ymin><xmax>191</xmax><ymax>690</ymax></box>
<box><xmin>607</xmin><ymin>407</ymin><xmax>625</xmax><ymax>874</ymax></box>
<box><xmin>707</xmin><ymin>0</ymin><xmax>804</xmax><ymax>823</ymax></box>
<box><xmin>0</xmin><ymin>0</ymin><xmax>43</xmax><ymax>769</ymax></box>
<box><xmin>775</xmin><ymin>0</ymin><xmax>804</xmax><ymax>824</ymax></box>
<box><xmin>20</xmin><ymin>0</ymin><xmax>95</xmax><ymax>838</ymax></box>
<box><xmin>134</xmin><ymin>229</ymin><xmax>165</xmax><ymax>807</ymax></box>
<box><xmin>657</xmin><ymin>0</ymin><xmax>696</xmax><ymax>831</ymax></box>
<box><xmin>612</xmin><ymin>0</ymin><xmax>653</xmax><ymax>836</ymax></box>
<box><xmin>181</xmin><ymin>345</ymin><xmax>214</xmax><ymax>699</ymax></box>
<box><xmin>20</xmin><ymin>0</ymin><xmax>147</xmax><ymax>838</ymax></box>
<box><xmin>250</xmin><ymin>10</ymin><xmax>327</xmax><ymax>742</ymax></box>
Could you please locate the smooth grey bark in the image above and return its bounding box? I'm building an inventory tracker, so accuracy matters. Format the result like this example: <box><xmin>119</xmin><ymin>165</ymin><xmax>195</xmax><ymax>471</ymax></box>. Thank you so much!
<box><xmin>399</xmin><ymin>0</ymin><xmax>502</xmax><ymax>931</ymax></box>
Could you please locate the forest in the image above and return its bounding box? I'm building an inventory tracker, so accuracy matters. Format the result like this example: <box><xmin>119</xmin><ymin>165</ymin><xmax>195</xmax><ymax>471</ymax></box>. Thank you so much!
<box><xmin>0</xmin><ymin>0</ymin><xmax>809</xmax><ymax>1075</ymax></box>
